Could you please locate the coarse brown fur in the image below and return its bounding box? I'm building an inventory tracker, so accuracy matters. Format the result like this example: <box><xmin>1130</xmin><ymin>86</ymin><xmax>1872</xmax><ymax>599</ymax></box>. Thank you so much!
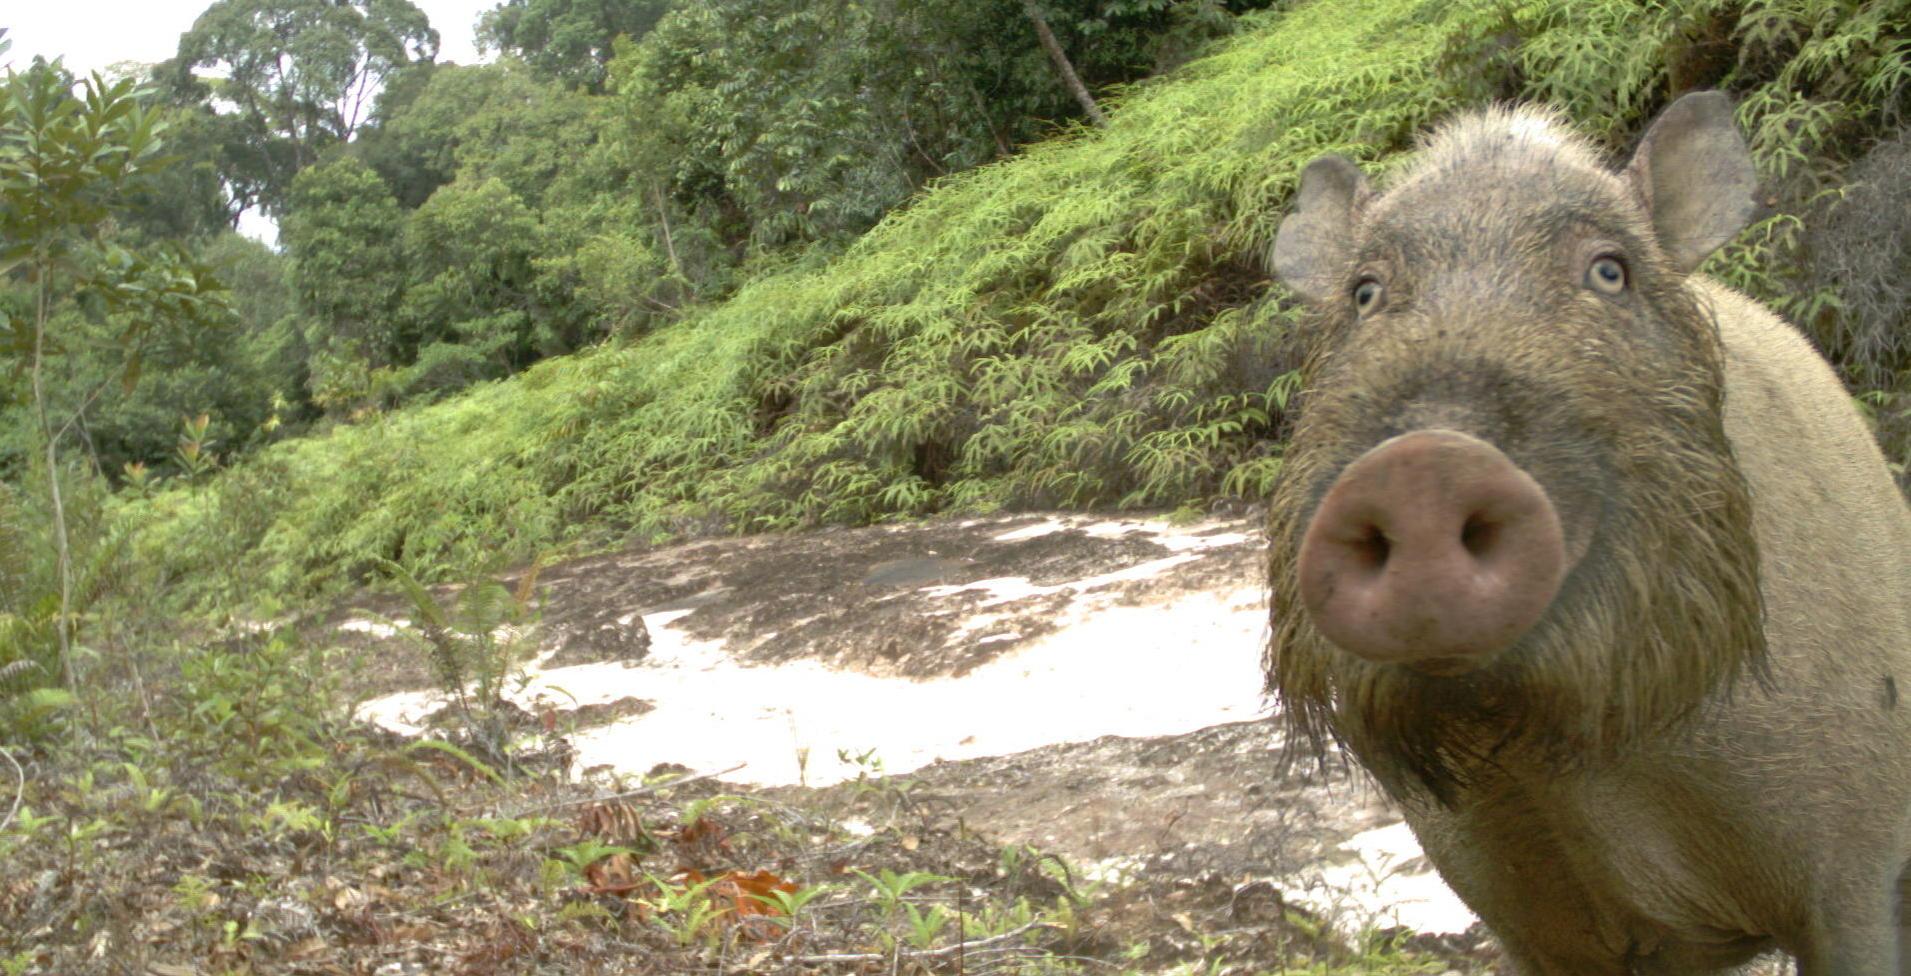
<box><xmin>1265</xmin><ymin>97</ymin><xmax>1911</xmax><ymax>973</ymax></box>
<box><xmin>1266</xmin><ymin>105</ymin><xmax>1767</xmax><ymax>797</ymax></box>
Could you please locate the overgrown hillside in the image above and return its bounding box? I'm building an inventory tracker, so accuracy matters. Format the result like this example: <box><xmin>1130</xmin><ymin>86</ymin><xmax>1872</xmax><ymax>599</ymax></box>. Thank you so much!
<box><xmin>134</xmin><ymin>0</ymin><xmax>1910</xmax><ymax>608</ymax></box>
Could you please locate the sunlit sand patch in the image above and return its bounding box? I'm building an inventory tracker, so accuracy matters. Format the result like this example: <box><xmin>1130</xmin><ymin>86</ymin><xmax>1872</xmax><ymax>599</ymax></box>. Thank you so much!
<box><xmin>535</xmin><ymin>584</ymin><xmax>1270</xmax><ymax>786</ymax></box>
<box><xmin>356</xmin><ymin>515</ymin><xmax>1272</xmax><ymax>786</ymax></box>
<box><xmin>1280</xmin><ymin>822</ymin><xmax>1479</xmax><ymax>937</ymax></box>
<box><xmin>337</xmin><ymin>617</ymin><xmax>409</xmax><ymax>639</ymax></box>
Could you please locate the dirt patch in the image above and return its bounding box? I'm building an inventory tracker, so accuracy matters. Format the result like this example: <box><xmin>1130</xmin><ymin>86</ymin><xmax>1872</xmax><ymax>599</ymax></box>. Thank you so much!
<box><xmin>837</xmin><ymin>719</ymin><xmax>1361</xmax><ymax>876</ymax></box>
<box><xmin>530</xmin><ymin>513</ymin><xmax>1260</xmax><ymax>679</ymax></box>
<box><xmin>568</xmin><ymin>696</ymin><xmax>657</xmax><ymax>731</ymax></box>
<box><xmin>771</xmin><ymin>720</ymin><xmax>1506</xmax><ymax>973</ymax></box>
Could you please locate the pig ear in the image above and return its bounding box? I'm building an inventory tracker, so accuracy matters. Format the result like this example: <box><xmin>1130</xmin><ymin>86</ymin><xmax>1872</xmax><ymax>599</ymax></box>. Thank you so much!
<box><xmin>1273</xmin><ymin>154</ymin><xmax>1369</xmax><ymax>304</ymax></box>
<box><xmin>1624</xmin><ymin>91</ymin><xmax>1758</xmax><ymax>272</ymax></box>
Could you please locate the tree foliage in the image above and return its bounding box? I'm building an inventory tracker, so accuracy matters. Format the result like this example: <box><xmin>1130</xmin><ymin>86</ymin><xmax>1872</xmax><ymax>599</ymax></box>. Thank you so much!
<box><xmin>160</xmin><ymin>0</ymin><xmax>439</xmax><ymax>216</ymax></box>
<box><xmin>279</xmin><ymin>155</ymin><xmax>408</xmax><ymax>410</ymax></box>
<box><xmin>478</xmin><ymin>0</ymin><xmax>673</xmax><ymax>91</ymax></box>
<box><xmin>0</xmin><ymin>57</ymin><xmax>232</xmax><ymax>699</ymax></box>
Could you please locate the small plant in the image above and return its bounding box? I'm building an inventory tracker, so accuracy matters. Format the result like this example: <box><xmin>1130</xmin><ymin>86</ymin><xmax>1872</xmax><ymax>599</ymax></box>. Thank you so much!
<box><xmin>854</xmin><ymin>867</ymin><xmax>952</xmax><ymax>915</ymax></box>
<box><xmin>643</xmin><ymin>872</ymin><xmax>731</xmax><ymax>947</ymax></box>
<box><xmin>552</xmin><ymin>837</ymin><xmax>634</xmax><ymax>881</ymax></box>
<box><xmin>434</xmin><ymin>817</ymin><xmax>480</xmax><ymax>875</ymax></box>
<box><xmin>853</xmin><ymin>866</ymin><xmax>957</xmax><ymax>950</ymax></box>
<box><xmin>171</xmin><ymin>635</ymin><xmax>339</xmax><ymax>782</ymax></box>
<box><xmin>119</xmin><ymin>461</ymin><xmax>163</xmax><ymax>499</ymax></box>
<box><xmin>60</xmin><ymin>816</ymin><xmax>109</xmax><ymax>870</ymax></box>
<box><xmin>220</xmin><ymin>917</ymin><xmax>262</xmax><ymax>950</ymax></box>
<box><xmin>380</xmin><ymin>559</ymin><xmax>544</xmax><ymax>769</ymax></box>
<box><xmin>837</xmin><ymin>747</ymin><xmax>921</xmax><ymax>817</ymax></box>
<box><xmin>118</xmin><ymin>762</ymin><xmax>173</xmax><ymax>817</ymax></box>
<box><xmin>963</xmin><ymin>895</ymin><xmax>1036</xmax><ymax>939</ymax></box>
<box><xmin>175</xmin><ymin>413</ymin><xmax>219</xmax><ymax>481</ymax></box>
<box><xmin>747</xmin><ymin>881</ymin><xmax>834</xmax><ymax>931</ymax></box>
<box><xmin>172</xmin><ymin>874</ymin><xmax>219</xmax><ymax>913</ymax></box>
<box><xmin>357</xmin><ymin>814</ymin><xmax>415</xmax><ymax>847</ymax></box>
<box><xmin>901</xmin><ymin>900</ymin><xmax>953</xmax><ymax>949</ymax></box>
<box><xmin>468</xmin><ymin>814</ymin><xmax>552</xmax><ymax>844</ymax></box>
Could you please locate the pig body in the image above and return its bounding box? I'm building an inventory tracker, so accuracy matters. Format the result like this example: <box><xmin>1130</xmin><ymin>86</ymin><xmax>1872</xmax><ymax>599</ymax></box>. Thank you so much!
<box><xmin>1265</xmin><ymin>94</ymin><xmax>1911</xmax><ymax>974</ymax></box>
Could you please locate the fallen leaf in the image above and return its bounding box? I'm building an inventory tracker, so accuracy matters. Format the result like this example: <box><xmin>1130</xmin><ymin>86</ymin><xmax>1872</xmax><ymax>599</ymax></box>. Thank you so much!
<box><xmin>584</xmin><ymin>853</ymin><xmax>643</xmax><ymax>895</ymax></box>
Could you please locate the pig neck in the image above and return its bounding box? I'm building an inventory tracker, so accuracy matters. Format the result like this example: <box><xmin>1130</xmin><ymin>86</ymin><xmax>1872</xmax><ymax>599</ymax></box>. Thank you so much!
<box><xmin>1393</xmin><ymin>276</ymin><xmax>1911</xmax><ymax>959</ymax></box>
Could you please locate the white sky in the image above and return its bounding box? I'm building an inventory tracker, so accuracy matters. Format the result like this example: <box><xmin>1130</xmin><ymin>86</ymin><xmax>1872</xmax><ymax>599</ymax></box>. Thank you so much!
<box><xmin>2</xmin><ymin>0</ymin><xmax>494</xmax><ymax>78</ymax></box>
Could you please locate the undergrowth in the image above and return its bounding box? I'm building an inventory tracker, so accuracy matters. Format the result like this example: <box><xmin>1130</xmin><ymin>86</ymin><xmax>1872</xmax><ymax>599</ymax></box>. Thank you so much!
<box><xmin>130</xmin><ymin>0</ymin><xmax>1911</xmax><ymax>609</ymax></box>
<box><xmin>0</xmin><ymin>627</ymin><xmax>1470</xmax><ymax>975</ymax></box>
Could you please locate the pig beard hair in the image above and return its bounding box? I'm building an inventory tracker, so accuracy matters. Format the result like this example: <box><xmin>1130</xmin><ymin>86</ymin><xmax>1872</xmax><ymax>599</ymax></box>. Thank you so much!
<box><xmin>1262</xmin><ymin>297</ymin><xmax>1769</xmax><ymax>804</ymax></box>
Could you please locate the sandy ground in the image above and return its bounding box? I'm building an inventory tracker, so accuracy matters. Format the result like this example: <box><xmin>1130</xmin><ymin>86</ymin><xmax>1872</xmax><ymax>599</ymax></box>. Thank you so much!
<box><xmin>343</xmin><ymin>512</ymin><xmax>1498</xmax><ymax>945</ymax></box>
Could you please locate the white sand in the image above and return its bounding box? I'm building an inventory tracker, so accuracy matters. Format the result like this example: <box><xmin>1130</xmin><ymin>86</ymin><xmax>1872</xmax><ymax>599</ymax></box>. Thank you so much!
<box><xmin>354</xmin><ymin>516</ymin><xmax>1478</xmax><ymax>935</ymax></box>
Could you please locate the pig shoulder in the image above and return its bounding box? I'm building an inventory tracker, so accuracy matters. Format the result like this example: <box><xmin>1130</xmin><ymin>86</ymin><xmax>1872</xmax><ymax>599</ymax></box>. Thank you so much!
<box><xmin>1692</xmin><ymin>272</ymin><xmax>1911</xmax><ymax>751</ymax></box>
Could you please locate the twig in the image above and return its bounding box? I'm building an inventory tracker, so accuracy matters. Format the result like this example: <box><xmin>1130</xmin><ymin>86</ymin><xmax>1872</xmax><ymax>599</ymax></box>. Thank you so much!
<box><xmin>508</xmin><ymin>762</ymin><xmax>747</xmax><ymax>816</ymax></box>
<box><xmin>794</xmin><ymin>921</ymin><xmax>1047</xmax><ymax>964</ymax></box>
<box><xmin>0</xmin><ymin>745</ymin><xmax>23</xmax><ymax>835</ymax></box>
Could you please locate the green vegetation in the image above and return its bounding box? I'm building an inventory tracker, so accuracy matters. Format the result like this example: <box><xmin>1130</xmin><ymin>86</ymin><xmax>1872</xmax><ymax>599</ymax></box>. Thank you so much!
<box><xmin>0</xmin><ymin>55</ymin><xmax>231</xmax><ymax>705</ymax></box>
<box><xmin>124</xmin><ymin>0</ymin><xmax>1911</xmax><ymax>613</ymax></box>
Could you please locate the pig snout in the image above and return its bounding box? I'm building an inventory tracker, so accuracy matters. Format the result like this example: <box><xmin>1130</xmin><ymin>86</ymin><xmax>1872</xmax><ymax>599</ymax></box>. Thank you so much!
<box><xmin>1297</xmin><ymin>429</ymin><xmax>1569</xmax><ymax>672</ymax></box>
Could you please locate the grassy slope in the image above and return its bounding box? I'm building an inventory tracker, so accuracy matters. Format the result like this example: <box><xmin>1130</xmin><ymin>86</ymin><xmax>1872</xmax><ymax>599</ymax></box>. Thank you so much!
<box><xmin>133</xmin><ymin>0</ymin><xmax>1909</xmax><ymax>607</ymax></box>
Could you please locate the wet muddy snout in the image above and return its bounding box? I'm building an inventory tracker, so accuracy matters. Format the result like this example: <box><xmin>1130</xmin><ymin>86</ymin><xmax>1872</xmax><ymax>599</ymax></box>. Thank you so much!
<box><xmin>1296</xmin><ymin>430</ymin><xmax>1568</xmax><ymax>672</ymax></box>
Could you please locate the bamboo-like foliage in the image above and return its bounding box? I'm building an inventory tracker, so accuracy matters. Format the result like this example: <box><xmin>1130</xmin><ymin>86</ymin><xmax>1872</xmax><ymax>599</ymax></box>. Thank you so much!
<box><xmin>132</xmin><ymin>0</ymin><xmax>1911</xmax><ymax>605</ymax></box>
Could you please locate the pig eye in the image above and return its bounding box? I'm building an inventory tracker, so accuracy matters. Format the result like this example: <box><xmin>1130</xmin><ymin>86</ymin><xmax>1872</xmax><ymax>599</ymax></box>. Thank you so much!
<box><xmin>1587</xmin><ymin>255</ymin><xmax>1627</xmax><ymax>295</ymax></box>
<box><xmin>1352</xmin><ymin>277</ymin><xmax>1384</xmax><ymax>313</ymax></box>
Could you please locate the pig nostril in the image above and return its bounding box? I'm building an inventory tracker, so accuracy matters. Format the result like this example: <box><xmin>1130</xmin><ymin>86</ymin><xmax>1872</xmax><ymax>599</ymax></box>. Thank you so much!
<box><xmin>1460</xmin><ymin>514</ymin><xmax>1499</xmax><ymax>559</ymax></box>
<box><xmin>1354</xmin><ymin>525</ymin><xmax>1391</xmax><ymax>570</ymax></box>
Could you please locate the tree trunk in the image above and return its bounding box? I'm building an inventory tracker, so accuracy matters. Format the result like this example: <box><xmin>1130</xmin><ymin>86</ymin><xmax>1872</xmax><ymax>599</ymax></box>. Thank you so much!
<box><xmin>1021</xmin><ymin>0</ymin><xmax>1107</xmax><ymax>127</ymax></box>
<box><xmin>31</xmin><ymin>269</ymin><xmax>76</xmax><ymax>694</ymax></box>
<box><xmin>651</xmin><ymin>183</ymin><xmax>683</xmax><ymax>279</ymax></box>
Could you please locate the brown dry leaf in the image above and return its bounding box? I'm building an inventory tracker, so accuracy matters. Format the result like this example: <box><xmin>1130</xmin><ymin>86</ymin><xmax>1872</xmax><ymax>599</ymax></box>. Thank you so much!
<box><xmin>146</xmin><ymin>965</ymin><xmax>200</xmax><ymax>976</ymax></box>
<box><xmin>285</xmin><ymin>936</ymin><xmax>329</xmax><ymax>960</ymax></box>
<box><xmin>583</xmin><ymin>852</ymin><xmax>643</xmax><ymax>895</ymax></box>
<box><xmin>719</xmin><ymin>869</ymin><xmax>799</xmax><ymax>918</ymax></box>
<box><xmin>513</xmin><ymin>555</ymin><xmax>543</xmax><ymax>611</ymax></box>
<box><xmin>458</xmin><ymin>917</ymin><xmax>538</xmax><ymax>968</ymax></box>
<box><xmin>674</xmin><ymin>814</ymin><xmax>728</xmax><ymax>853</ymax></box>
<box><xmin>387</xmin><ymin>923</ymin><xmax>436</xmax><ymax>943</ymax></box>
<box><xmin>575</xmin><ymin>799</ymin><xmax>647</xmax><ymax>846</ymax></box>
<box><xmin>711</xmin><ymin>870</ymin><xmax>802</xmax><ymax>945</ymax></box>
